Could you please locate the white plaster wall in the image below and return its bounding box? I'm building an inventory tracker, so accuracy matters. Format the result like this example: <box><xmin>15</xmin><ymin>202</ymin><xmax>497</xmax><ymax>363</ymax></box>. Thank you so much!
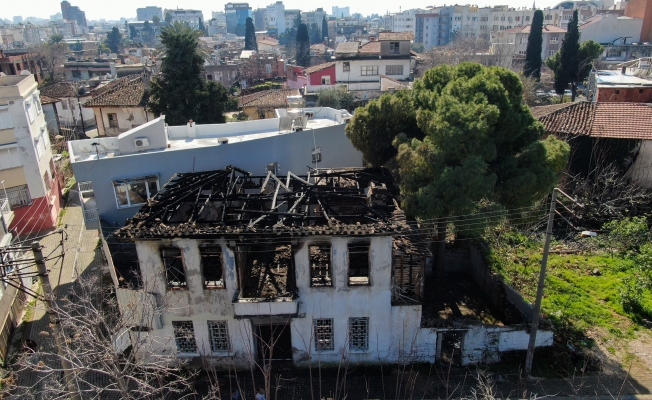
<box><xmin>96</xmin><ymin>106</ymin><xmax>152</xmax><ymax>136</ymax></box>
<box><xmin>627</xmin><ymin>140</ymin><xmax>652</xmax><ymax>188</ymax></box>
<box><xmin>334</xmin><ymin>59</ymin><xmax>411</xmax><ymax>83</ymax></box>
<box><xmin>580</xmin><ymin>16</ymin><xmax>642</xmax><ymax>45</ymax></box>
<box><xmin>290</xmin><ymin>236</ymin><xmax>398</xmax><ymax>366</ymax></box>
<box><xmin>498</xmin><ymin>329</ymin><xmax>554</xmax><ymax>351</ymax></box>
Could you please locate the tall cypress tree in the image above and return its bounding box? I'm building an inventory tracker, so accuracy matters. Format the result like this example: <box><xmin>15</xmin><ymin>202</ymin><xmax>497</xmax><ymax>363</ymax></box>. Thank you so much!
<box><xmin>555</xmin><ymin>10</ymin><xmax>580</xmax><ymax>98</ymax></box>
<box><xmin>296</xmin><ymin>23</ymin><xmax>311</xmax><ymax>67</ymax></box>
<box><xmin>321</xmin><ymin>16</ymin><xmax>329</xmax><ymax>43</ymax></box>
<box><xmin>523</xmin><ymin>10</ymin><xmax>543</xmax><ymax>80</ymax></box>
<box><xmin>244</xmin><ymin>17</ymin><xmax>258</xmax><ymax>51</ymax></box>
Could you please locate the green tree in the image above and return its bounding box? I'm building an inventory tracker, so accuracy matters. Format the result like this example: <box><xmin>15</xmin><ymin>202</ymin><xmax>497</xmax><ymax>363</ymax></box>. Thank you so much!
<box><xmin>316</xmin><ymin>87</ymin><xmax>354</xmax><ymax>110</ymax></box>
<box><xmin>244</xmin><ymin>17</ymin><xmax>257</xmax><ymax>51</ymax></box>
<box><xmin>164</xmin><ymin>12</ymin><xmax>173</xmax><ymax>25</ymax></box>
<box><xmin>105</xmin><ymin>27</ymin><xmax>122</xmax><ymax>53</ymax></box>
<box><xmin>31</xmin><ymin>36</ymin><xmax>69</xmax><ymax>82</ymax></box>
<box><xmin>142</xmin><ymin>21</ymin><xmax>155</xmax><ymax>45</ymax></box>
<box><xmin>546</xmin><ymin>39</ymin><xmax>603</xmax><ymax>100</ymax></box>
<box><xmin>321</xmin><ymin>16</ymin><xmax>329</xmax><ymax>42</ymax></box>
<box><xmin>129</xmin><ymin>25</ymin><xmax>138</xmax><ymax>40</ymax></box>
<box><xmin>296</xmin><ymin>23</ymin><xmax>311</xmax><ymax>67</ymax></box>
<box><xmin>523</xmin><ymin>10</ymin><xmax>543</xmax><ymax>80</ymax></box>
<box><xmin>70</xmin><ymin>40</ymin><xmax>83</xmax><ymax>52</ymax></box>
<box><xmin>148</xmin><ymin>22</ymin><xmax>229</xmax><ymax>125</ymax></box>
<box><xmin>49</xmin><ymin>33</ymin><xmax>64</xmax><ymax>44</ymax></box>
<box><xmin>349</xmin><ymin>63</ymin><xmax>570</xmax><ymax>277</ymax></box>
<box><xmin>309</xmin><ymin>23</ymin><xmax>321</xmax><ymax>44</ymax></box>
<box><xmin>548</xmin><ymin>10</ymin><xmax>580</xmax><ymax>99</ymax></box>
<box><xmin>198</xmin><ymin>18</ymin><xmax>206</xmax><ymax>35</ymax></box>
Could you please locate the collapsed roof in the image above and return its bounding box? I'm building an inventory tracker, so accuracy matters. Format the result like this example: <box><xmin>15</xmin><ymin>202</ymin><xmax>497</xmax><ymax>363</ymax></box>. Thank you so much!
<box><xmin>114</xmin><ymin>166</ymin><xmax>414</xmax><ymax>240</ymax></box>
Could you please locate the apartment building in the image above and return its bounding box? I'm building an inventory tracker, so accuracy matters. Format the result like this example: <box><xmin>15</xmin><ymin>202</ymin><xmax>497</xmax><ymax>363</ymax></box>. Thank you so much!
<box><xmin>265</xmin><ymin>1</ymin><xmax>286</xmax><ymax>36</ymax></box>
<box><xmin>164</xmin><ymin>9</ymin><xmax>204</xmax><ymax>28</ymax></box>
<box><xmin>0</xmin><ymin>73</ymin><xmax>61</xmax><ymax>235</ymax></box>
<box><xmin>491</xmin><ymin>24</ymin><xmax>566</xmax><ymax>60</ymax></box>
<box><xmin>225</xmin><ymin>3</ymin><xmax>252</xmax><ymax>36</ymax></box>
<box><xmin>137</xmin><ymin>6</ymin><xmax>163</xmax><ymax>22</ymax></box>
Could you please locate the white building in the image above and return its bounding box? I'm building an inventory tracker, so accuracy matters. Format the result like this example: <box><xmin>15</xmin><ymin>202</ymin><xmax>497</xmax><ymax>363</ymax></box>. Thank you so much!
<box><xmin>332</xmin><ymin>6</ymin><xmax>350</xmax><ymax>18</ymax></box>
<box><xmin>39</xmin><ymin>81</ymin><xmax>95</xmax><ymax>131</ymax></box>
<box><xmin>264</xmin><ymin>1</ymin><xmax>286</xmax><ymax>36</ymax></box>
<box><xmin>303</xmin><ymin>8</ymin><xmax>328</xmax><ymax>27</ymax></box>
<box><xmin>579</xmin><ymin>14</ymin><xmax>643</xmax><ymax>44</ymax></box>
<box><xmin>164</xmin><ymin>9</ymin><xmax>204</xmax><ymax>28</ymax></box>
<box><xmin>284</xmin><ymin>9</ymin><xmax>301</xmax><ymax>32</ymax></box>
<box><xmin>137</xmin><ymin>6</ymin><xmax>163</xmax><ymax>22</ymax></box>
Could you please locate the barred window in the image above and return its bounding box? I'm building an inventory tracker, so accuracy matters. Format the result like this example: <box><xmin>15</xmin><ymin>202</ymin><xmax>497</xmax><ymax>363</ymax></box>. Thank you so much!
<box><xmin>208</xmin><ymin>321</ymin><xmax>230</xmax><ymax>352</ymax></box>
<box><xmin>162</xmin><ymin>248</ymin><xmax>187</xmax><ymax>289</ymax></box>
<box><xmin>200</xmin><ymin>245</ymin><xmax>224</xmax><ymax>289</ymax></box>
<box><xmin>310</xmin><ymin>244</ymin><xmax>332</xmax><ymax>287</ymax></box>
<box><xmin>172</xmin><ymin>321</ymin><xmax>197</xmax><ymax>353</ymax></box>
<box><xmin>314</xmin><ymin>319</ymin><xmax>334</xmax><ymax>351</ymax></box>
<box><xmin>349</xmin><ymin>317</ymin><xmax>369</xmax><ymax>351</ymax></box>
<box><xmin>385</xmin><ymin>65</ymin><xmax>404</xmax><ymax>75</ymax></box>
<box><xmin>348</xmin><ymin>242</ymin><xmax>370</xmax><ymax>286</ymax></box>
<box><xmin>361</xmin><ymin>65</ymin><xmax>378</xmax><ymax>76</ymax></box>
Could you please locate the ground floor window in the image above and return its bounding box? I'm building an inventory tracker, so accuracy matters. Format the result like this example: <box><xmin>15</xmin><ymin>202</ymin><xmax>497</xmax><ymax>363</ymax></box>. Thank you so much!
<box><xmin>172</xmin><ymin>321</ymin><xmax>197</xmax><ymax>353</ymax></box>
<box><xmin>208</xmin><ymin>321</ymin><xmax>230</xmax><ymax>352</ymax></box>
<box><xmin>314</xmin><ymin>318</ymin><xmax>334</xmax><ymax>351</ymax></box>
<box><xmin>348</xmin><ymin>317</ymin><xmax>369</xmax><ymax>351</ymax></box>
<box><xmin>4</xmin><ymin>184</ymin><xmax>32</xmax><ymax>209</ymax></box>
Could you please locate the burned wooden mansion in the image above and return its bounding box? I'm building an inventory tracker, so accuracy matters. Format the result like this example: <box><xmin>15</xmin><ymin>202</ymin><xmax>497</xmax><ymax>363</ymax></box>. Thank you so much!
<box><xmin>106</xmin><ymin>166</ymin><xmax>552</xmax><ymax>368</ymax></box>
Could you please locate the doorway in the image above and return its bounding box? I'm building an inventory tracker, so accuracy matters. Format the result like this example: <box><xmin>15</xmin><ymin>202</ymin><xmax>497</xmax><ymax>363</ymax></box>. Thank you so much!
<box><xmin>256</xmin><ymin>324</ymin><xmax>293</xmax><ymax>361</ymax></box>
<box><xmin>438</xmin><ymin>331</ymin><xmax>463</xmax><ymax>367</ymax></box>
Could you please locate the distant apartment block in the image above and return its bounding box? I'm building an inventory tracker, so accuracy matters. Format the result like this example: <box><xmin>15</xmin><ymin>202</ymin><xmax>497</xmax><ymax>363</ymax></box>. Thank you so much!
<box><xmin>225</xmin><ymin>2</ymin><xmax>252</xmax><ymax>36</ymax></box>
<box><xmin>60</xmin><ymin>1</ymin><xmax>87</xmax><ymax>29</ymax></box>
<box><xmin>137</xmin><ymin>6</ymin><xmax>163</xmax><ymax>22</ymax></box>
<box><xmin>332</xmin><ymin>6</ymin><xmax>350</xmax><ymax>18</ymax></box>
<box><xmin>164</xmin><ymin>9</ymin><xmax>204</xmax><ymax>28</ymax></box>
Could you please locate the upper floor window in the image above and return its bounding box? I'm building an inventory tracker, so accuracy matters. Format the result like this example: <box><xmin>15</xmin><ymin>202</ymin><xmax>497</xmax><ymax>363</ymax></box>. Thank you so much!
<box><xmin>33</xmin><ymin>95</ymin><xmax>42</xmax><ymax>115</ymax></box>
<box><xmin>550</xmin><ymin>37</ymin><xmax>559</xmax><ymax>44</ymax></box>
<box><xmin>361</xmin><ymin>65</ymin><xmax>378</xmax><ymax>76</ymax></box>
<box><xmin>162</xmin><ymin>247</ymin><xmax>187</xmax><ymax>289</ymax></box>
<box><xmin>348</xmin><ymin>242</ymin><xmax>369</xmax><ymax>286</ymax></box>
<box><xmin>0</xmin><ymin>110</ymin><xmax>13</xmax><ymax>130</ymax></box>
<box><xmin>389</xmin><ymin>42</ymin><xmax>400</xmax><ymax>54</ymax></box>
<box><xmin>207</xmin><ymin>320</ymin><xmax>231</xmax><ymax>352</ymax></box>
<box><xmin>71</xmin><ymin>70</ymin><xmax>82</xmax><ymax>79</ymax></box>
<box><xmin>113</xmin><ymin>175</ymin><xmax>159</xmax><ymax>209</ymax></box>
<box><xmin>386</xmin><ymin>65</ymin><xmax>404</xmax><ymax>75</ymax></box>
<box><xmin>343</xmin><ymin>61</ymin><xmax>350</xmax><ymax>72</ymax></box>
<box><xmin>310</xmin><ymin>244</ymin><xmax>332</xmax><ymax>287</ymax></box>
<box><xmin>25</xmin><ymin>101</ymin><xmax>35</xmax><ymax>124</ymax></box>
<box><xmin>200</xmin><ymin>244</ymin><xmax>224</xmax><ymax>289</ymax></box>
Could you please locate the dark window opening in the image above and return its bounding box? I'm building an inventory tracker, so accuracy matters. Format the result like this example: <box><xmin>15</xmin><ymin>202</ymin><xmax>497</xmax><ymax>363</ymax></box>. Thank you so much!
<box><xmin>640</xmin><ymin>89</ymin><xmax>644</xmax><ymax>93</ymax></box>
<box><xmin>238</xmin><ymin>244</ymin><xmax>296</xmax><ymax>299</ymax></box>
<box><xmin>108</xmin><ymin>113</ymin><xmax>118</xmax><ymax>128</ymax></box>
<box><xmin>438</xmin><ymin>331</ymin><xmax>463</xmax><ymax>366</ymax></box>
<box><xmin>310</xmin><ymin>244</ymin><xmax>332</xmax><ymax>287</ymax></box>
<box><xmin>201</xmin><ymin>245</ymin><xmax>224</xmax><ymax>289</ymax></box>
<box><xmin>348</xmin><ymin>242</ymin><xmax>369</xmax><ymax>286</ymax></box>
<box><xmin>615</xmin><ymin>89</ymin><xmax>620</xmax><ymax>94</ymax></box>
<box><xmin>162</xmin><ymin>247</ymin><xmax>187</xmax><ymax>289</ymax></box>
<box><xmin>389</xmin><ymin>41</ymin><xmax>400</xmax><ymax>54</ymax></box>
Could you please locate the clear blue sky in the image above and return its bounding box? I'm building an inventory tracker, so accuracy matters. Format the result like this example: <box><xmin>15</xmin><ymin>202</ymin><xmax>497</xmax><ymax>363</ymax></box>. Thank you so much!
<box><xmin>3</xmin><ymin>0</ymin><xmax>560</xmax><ymax>22</ymax></box>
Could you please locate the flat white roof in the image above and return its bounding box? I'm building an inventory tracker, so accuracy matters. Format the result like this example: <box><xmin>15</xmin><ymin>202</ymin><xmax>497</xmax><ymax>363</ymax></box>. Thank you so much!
<box><xmin>595</xmin><ymin>70</ymin><xmax>652</xmax><ymax>86</ymax></box>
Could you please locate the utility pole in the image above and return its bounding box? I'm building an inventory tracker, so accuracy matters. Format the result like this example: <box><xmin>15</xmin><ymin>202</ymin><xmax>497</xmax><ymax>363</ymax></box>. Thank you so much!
<box><xmin>525</xmin><ymin>188</ymin><xmax>583</xmax><ymax>377</ymax></box>
<box><xmin>32</xmin><ymin>242</ymin><xmax>80</xmax><ymax>400</ymax></box>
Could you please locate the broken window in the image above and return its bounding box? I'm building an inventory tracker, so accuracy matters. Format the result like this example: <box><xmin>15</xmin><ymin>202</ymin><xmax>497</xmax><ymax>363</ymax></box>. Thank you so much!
<box><xmin>348</xmin><ymin>242</ymin><xmax>370</xmax><ymax>286</ymax></box>
<box><xmin>113</xmin><ymin>175</ymin><xmax>159</xmax><ymax>208</ymax></box>
<box><xmin>310</xmin><ymin>244</ymin><xmax>332</xmax><ymax>287</ymax></box>
<box><xmin>161</xmin><ymin>247</ymin><xmax>187</xmax><ymax>289</ymax></box>
<box><xmin>172</xmin><ymin>321</ymin><xmax>197</xmax><ymax>353</ymax></box>
<box><xmin>207</xmin><ymin>320</ymin><xmax>230</xmax><ymax>352</ymax></box>
<box><xmin>200</xmin><ymin>245</ymin><xmax>224</xmax><ymax>289</ymax></box>
<box><xmin>389</xmin><ymin>41</ymin><xmax>400</xmax><ymax>54</ymax></box>
<box><xmin>239</xmin><ymin>244</ymin><xmax>296</xmax><ymax>299</ymax></box>
<box><xmin>348</xmin><ymin>317</ymin><xmax>368</xmax><ymax>351</ymax></box>
<box><xmin>314</xmin><ymin>318</ymin><xmax>334</xmax><ymax>351</ymax></box>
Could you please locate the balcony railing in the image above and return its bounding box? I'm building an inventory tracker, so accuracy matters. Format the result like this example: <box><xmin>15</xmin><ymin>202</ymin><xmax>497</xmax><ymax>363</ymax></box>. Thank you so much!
<box><xmin>83</xmin><ymin>208</ymin><xmax>99</xmax><ymax>221</ymax></box>
<box><xmin>0</xmin><ymin>198</ymin><xmax>13</xmax><ymax>228</ymax></box>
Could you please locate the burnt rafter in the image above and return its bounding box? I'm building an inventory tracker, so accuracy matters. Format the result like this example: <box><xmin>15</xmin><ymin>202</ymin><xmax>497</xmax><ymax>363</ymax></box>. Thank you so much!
<box><xmin>115</xmin><ymin>166</ymin><xmax>411</xmax><ymax>240</ymax></box>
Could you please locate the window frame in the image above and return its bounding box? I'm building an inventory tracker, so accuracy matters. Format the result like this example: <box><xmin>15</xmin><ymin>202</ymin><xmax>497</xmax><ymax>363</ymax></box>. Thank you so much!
<box><xmin>321</xmin><ymin>76</ymin><xmax>331</xmax><ymax>85</ymax></box>
<box><xmin>200</xmin><ymin>244</ymin><xmax>225</xmax><ymax>289</ymax></box>
<box><xmin>348</xmin><ymin>241</ymin><xmax>370</xmax><ymax>286</ymax></box>
<box><xmin>385</xmin><ymin>65</ymin><xmax>404</xmax><ymax>76</ymax></box>
<box><xmin>112</xmin><ymin>175</ymin><xmax>159</xmax><ymax>209</ymax></box>
<box><xmin>33</xmin><ymin>94</ymin><xmax>42</xmax><ymax>115</ymax></box>
<box><xmin>172</xmin><ymin>321</ymin><xmax>198</xmax><ymax>354</ymax></box>
<box><xmin>0</xmin><ymin>110</ymin><xmax>12</xmax><ymax>130</ymax></box>
<box><xmin>161</xmin><ymin>247</ymin><xmax>188</xmax><ymax>290</ymax></box>
<box><xmin>343</xmin><ymin>61</ymin><xmax>350</xmax><ymax>71</ymax></box>
<box><xmin>25</xmin><ymin>101</ymin><xmax>35</xmax><ymax>124</ymax></box>
<box><xmin>360</xmin><ymin>65</ymin><xmax>378</xmax><ymax>76</ymax></box>
<box><xmin>314</xmin><ymin>318</ymin><xmax>334</xmax><ymax>351</ymax></box>
<box><xmin>348</xmin><ymin>317</ymin><xmax>369</xmax><ymax>352</ymax></box>
<box><xmin>309</xmin><ymin>243</ymin><xmax>332</xmax><ymax>287</ymax></box>
<box><xmin>108</xmin><ymin>113</ymin><xmax>118</xmax><ymax>128</ymax></box>
<box><xmin>207</xmin><ymin>320</ymin><xmax>231</xmax><ymax>352</ymax></box>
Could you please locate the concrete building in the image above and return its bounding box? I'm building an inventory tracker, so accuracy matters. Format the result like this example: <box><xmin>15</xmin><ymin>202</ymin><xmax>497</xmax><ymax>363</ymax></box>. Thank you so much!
<box><xmin>60</xmin><ymin>1</ymin><xmax>87</xmax><ymax>30</ymax></box>
<box><xmin>332</xmin><ymin>6</ymin><xmax>351</xmax><ymax>18</ymax></box>
<box><xmin>0</xmin><ymin>50</ymin><xmax>44</xmax><ymax>83</ymax></box>
<box><xmin>225</xmin><ymin>3</ymin><xmax>252</xmax><ymax>36</ymax></box>
<box><xmin>67</xmin><ymin>106</ymin><xmax>360</xmax><ymax>227</ymax></box>
<box><xmin>99</xmin><ymin>164</ymin><xmax>553</xmax><ymax>369</ymax></box>
<box><xmin>253</xmin><ymin>8</ymin><xmax>266</xmax><ymax>31</ymax></box>
<box><xmin>588</xmin><ymin>61</ymin><xmax>652</xmax><ymax>101</ymax></box>
<box><xmin>579</xmin><ymin>13</ymin><xmax>643</xmax><ymax>44</ymax></box>
<box><xmin>137</xmin><ymin>6</ymin><xmax>163</xmax><ymax>22</ymax></box>
<box><xmin>491</xmin><ymin>24</ymin><xmax>567</xmax><ymax>61</ymax></box>
<box><xmin>265</xmin><ymin>1</ymin><xmax>286</xmax><ymax>36</ymax></box>
<box><xmin>303</xmin><ymin>8</ymin><xmax>328</xmax><ymax>28</ymax></box>
<box><xmin>0</xmin><ymin>73</ymin><xmax>62</xmax><ymax>235</ymax></box>
<box><xmin>625</xmin><ymin>0</ymin><xmax>652</xmax><ymax>41</ymax></box>
<box><xmin>164</xmin><ymin>9</ymin><xmax>204</xmax><ymax>28</ymax></box>
<box><xmin>39</xmin><ymin>82</ymin><xmax>94</xmax><ymax>132</ymax></box>
<box><xmin>284</xmin><ymin>9</ymin><xmax>301</xmax><ymax>32</ymax></box>
<box><xmin>63</xmin><ymin>60</ymin><xmax>113</xmax><ymax>81</ymax></box>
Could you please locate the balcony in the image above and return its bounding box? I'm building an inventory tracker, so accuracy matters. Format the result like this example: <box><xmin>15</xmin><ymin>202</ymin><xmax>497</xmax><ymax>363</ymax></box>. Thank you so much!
<box><xmin>233</xmin><ymin>295</ymin><xmax>299</xmax><ymax>317</ymax></box>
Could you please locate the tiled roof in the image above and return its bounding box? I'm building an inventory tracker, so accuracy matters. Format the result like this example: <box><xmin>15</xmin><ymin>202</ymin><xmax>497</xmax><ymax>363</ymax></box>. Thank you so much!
<box><xmin>378</xmin><ymin>32</ymin><xmax>414</xmax><ymax>41</ymax></box>
<box><xmin>40</xmin><ymin>82</ymin><xmax>77</xmax><ymax>99</ymax></box>
<box><xmin>39</xmin><ymin>95</ymin><xmax>60</xmax><ymax>105</ymax></box>
<box><xmin>335</xmin><ymin>42</ymin><xmax>360</xmax><ymax>54</ymax></box>
<box><xmin>238</xmin><ymin>89</ymin><xmax>300</xmax><ymax>108</ymax></box>
<box><xmin>380</xmin><ymin>74</ymin><xmax>409</xmax><ymax>86</ymax></box>
<box><xmin>304</xmin><ymin>62</ymin><xmax>335</xmax><ymax>75</ymax></box>
<box><xmin>310</xmin><ymin>43</ymin><xmax>333</xmax><ymax>53</ymax></box>
<box><xmin>359</xmin><ymin>41</ymin><xmax>380</xmax><ymax>54</ymax></box>
<box><xmin>529</xmin><ymin>102</ymin><xmax>575</xmax><ymax>119</ymax></box>
<box><xmin>257</xmin><ymin>36</ymin><xmax>279</xmax><ymax>46</ymax></box>
<box><xmin>535</xmin><ymin>102</ymin><xmax>652</xmax><ymax>139</ymax></box>
<box><xmin>84</xmin><ymin>75</ymin><xmax>147</xmax><ymax>107</ymax></box>
<box><xmin>91</xmin><ymin>74</ymin><xmax>140</xmax><ymax>97</ymax></box>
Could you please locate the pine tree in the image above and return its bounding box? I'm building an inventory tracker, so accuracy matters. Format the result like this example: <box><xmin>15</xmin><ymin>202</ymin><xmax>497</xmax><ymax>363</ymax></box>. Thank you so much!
<box><xmin>523</xmin><ymin>10</ymin><xmax>543</xmax><ymax>80</ymax></box>
<box><xmin>148</xmin><ymin>22</ymin><xmax>229</xmax><ymax>125</ymax></box>
<box><xmin>244</xmin><ymin>17</ymin><xmax>257</xmax><ymax>51</ymax></box>
<box><xmin>296</xmin><ymin>23</ymin><xmax>311</xmax><ymax>67</ymax></box>
<box><xmin>554</xmin><ymin>10</ymin><xmax>580</xmax><ymax>98</ymax></box>
<box><xmin>105</xmin><ymin>27</ymin><xmax>121</xmax><ymax>53</ymax></box>
<box><xmin>198</xmin><ymin>18</ymin><xmax>206</xmax><ymax>35</ymax></box>
<box><xmin>322</xmin><ymin>16</ymin><xmax>329</xmax><ymax>43</ymax></box>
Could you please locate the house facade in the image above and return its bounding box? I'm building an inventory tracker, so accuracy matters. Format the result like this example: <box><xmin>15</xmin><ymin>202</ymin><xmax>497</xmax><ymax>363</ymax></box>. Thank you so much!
<box><xmin>105</xmin><ymin>166</ymin><xmax>553</xmax><ymax>368</ymax></box>
<box><xmin>588</xmin><ymin>66</ymin><xmax>652</xmax><ymax>102</ymax></box>
<box><xmin>490</xmin><ymin>24</ymin><xmax>566</xmax><ymax>61</ymax></box>
<box><xmin>0</xmin><ymin>73</ymin><xmax>61</xmax><ymax>234</ymax></box>
<box><xmin>39</xmin><ymin>81</ymin><xmax>95</xmax><ymax>133</ymax></box>
<box><xmin>239</xmin><ymin>89</ymin><xmax>300</xmax><ymax>120</ymax></box>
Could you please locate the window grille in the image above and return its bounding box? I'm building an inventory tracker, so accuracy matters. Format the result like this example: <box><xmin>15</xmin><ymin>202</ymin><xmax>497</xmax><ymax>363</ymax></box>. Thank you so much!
<box><xmin>348</xmin><ymin>317</ymin><xmax>368</xmax><ymax>351</ymax></box>
<box><xmin>4</xmin><ymin>184</ymin><xmax>31</xmax><ymax>209</ymax></box>
<box><xmin>172</xmin><ymin>321</ymin><xmax>197</xmax><ymax>353</ymax></box>
<box><xmin>310</xmin><ymin>244</ymin><xmax>332</xmax><ymax>287</ymax></box>
<box><xmin>208</xmin><ymin>321</ymin><xmax>230</xmax><ymax>352</ymax></box>
<box><xmin>385</xmin><ymin>65</ymin><xmax>404</xmax><ymax>75</ymax></box>
<box><xmin>314</xmin><ymin>318</ymin><xmax>334</xmax><ymax>350</ymax></box>
<box><xmin>162</xmin><ymin>248</ymin><xmax>187</xmax><ymax>289</ymax></box>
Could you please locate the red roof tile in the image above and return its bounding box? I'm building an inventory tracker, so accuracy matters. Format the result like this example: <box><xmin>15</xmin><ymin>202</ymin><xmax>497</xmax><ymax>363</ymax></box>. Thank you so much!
<box><xmin>359</xmin><ymin>41</ymin><xmax>380</xmax><ymax>54</ymax></box>
<box><xmin>378</xmin><ymin>32</ymin><xmax>414</xmax><ymax>41</ymax></box>
<box><xmin>238</xmin><ymin>89</ymin><xmax>300</xmax><ymax>108</ymax></box>
<box><xmin>535</xmin><ymin>102</ymin><xmax>652</xmax><ymax>139</ymax></box>
<box><xmin>40</xmin><ymin>82</ymin><xmax>78</xmax><ymax>99</ymax></box>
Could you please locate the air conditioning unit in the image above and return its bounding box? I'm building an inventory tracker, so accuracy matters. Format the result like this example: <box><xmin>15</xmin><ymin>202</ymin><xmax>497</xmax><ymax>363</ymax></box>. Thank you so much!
<box><xmin>134</xmin><ymin>138</ymin><xmax>150</xmax><ymax>148</ymax></box>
